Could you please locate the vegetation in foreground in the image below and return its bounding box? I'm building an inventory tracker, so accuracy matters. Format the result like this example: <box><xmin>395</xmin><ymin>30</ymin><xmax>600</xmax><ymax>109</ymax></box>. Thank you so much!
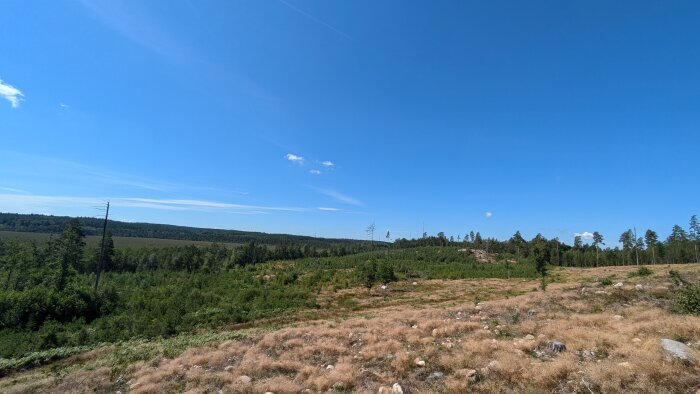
<box><xmin>1</xmin><ymin>264</ymin><xmax>700</xmax><ymax>393</ymax></box>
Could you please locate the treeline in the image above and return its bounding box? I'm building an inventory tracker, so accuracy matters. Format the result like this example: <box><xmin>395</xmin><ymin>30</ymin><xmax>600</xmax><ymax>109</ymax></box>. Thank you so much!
<box><xmin>0</xmin><ymin>212</ymin><xmax>378</xmax><ymax>248</ymax></box>
<box><xmin>394</xmin><ymin>215</ymin><xmax>700</xmax><ymax>267</ymax></box>
<box><xmin>108</xmin><ymin>240</ymin><xmax>371</xmax><ymax>272</ymax></box>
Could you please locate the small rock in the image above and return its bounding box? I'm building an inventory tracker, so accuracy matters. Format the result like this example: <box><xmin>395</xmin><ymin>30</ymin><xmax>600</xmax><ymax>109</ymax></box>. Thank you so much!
<box><xmin>487</xmin><ymin>360</ymin><xmax>500</xmax><ymax>370</ymax></box>
<box><xmin>444</xmin><ymin>342</ymin><xmax>454</xmax><ymax>349</ymax></box>
<box><xmin>432</xmin><ymin>328</ymin><xmax>439</xmax><ymax>336</ymax></box>
<box><xmin>594</xmin><ymin>290</ymin><xmax>607</xmax><ymax>295</ymax></box>
<box><xmin>237</xmin><ymin>375</ymin><xmax>251</xmax><ymax>384</ymax></box>
<box><xmin>427</xmin><ymin>371</ymin><xmax>444</xmax><ymax>379</ymax></box>
<box><xmin>392</xmin><ymin>383</ymin><xmax>404</xmax><ymax>394</ymax></box>
<box><xmin>613</xmin><ymin>282</ymin><xmax>624</xmax><ymax>289</ymax></box>
<box><xmin>475</xmin><ymin>305</ymin><xmax>482</xmax><ymax>311</ymax></box>
<box><xmin>265</xmin><ymin>392</ymin><xmax>274</xmax><ymax>394</ymax></box>
<box><xmin>494</xmin><ymin>329</ymin><xmax>500</xmax><ymax>335</ymax></box>
<box><xmin>224</xmin><ymin>365</ymin><xmax>234</xmax><ymax>371</ymax></box>
<box><xmin>547</xmin><ymin>340</ymin><xmax>567</xmax><ymax>353</ymax></box>
<box><xmin>483</xmin><ymin>325</ymin><xmax>489</xmax><ymax>330</ymax></box>
<box><xmin>632</xmin><ymin>338</ymin><xmax>642</xmax><ymax>344</ymax></box>
<box><xmin>378</xmin><ymin>387</ymin><xmax>391</xmax><ymax>394</ymax></box>
<box><xmin>525</xmin><ymin>334</ymin><xmax>535</xmax><ymax>340</ymax></box>
<box><xmin>661</xmin><ymin>338</ymin><xmax>696</xmax><ymax>364</ymax></box>
<box><xmin>411</xmin><ymin>324</ymin><xmax>418</xmax><ymax>329</ymax></box>
<box><xmin>635</xmin><ymin>284</ymin><xmax>644</xmax><ymax>291</ymax></box>
<box><xmin>381</xmin><ymin>285</ymin><xmax>388</xmax><ymax>290</ymax></box>
<box><xmin>414</xmin><ymin>357</ymin><xmax>426</xmax><ymax>367</ymax></box>
<box><xmin>618</xmin><ymin>361</ymin><xmax>632</xmax><ymax>368</ymax></box>
<box><xmin>613</xmin><ymin>315</ymin><xmax>624</xmax><ymax>321</ymax></box>
<box><xmin>527</xmin><ymin>309</ymin><xmax>536</xmax><ymax>318</ymax></box>
<box><xmin>412</xmin><ymin>282</ymin><xmax>418</xmax><ymax>286</ymax></box>
<box><xmin>326</xmin><ymin>365</ymin><xmax>335</xmax><ymax>370</ymax></box>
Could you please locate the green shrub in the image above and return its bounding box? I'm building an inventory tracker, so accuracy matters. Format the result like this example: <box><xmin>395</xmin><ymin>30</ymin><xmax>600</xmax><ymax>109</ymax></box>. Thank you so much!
<box><xmin>598</xmin><ymin>277</ymin><xmax>613</xmax><ymax>286</ymax></box>
<box><xmin>629</xmin><ymin>266</ymin><xmax>653</xmax><ymax>277</ymax></box>
<box><xmin>675</xmin><ymin>284</ymin><xmax>700</xmax><ymax>315</ymax></box>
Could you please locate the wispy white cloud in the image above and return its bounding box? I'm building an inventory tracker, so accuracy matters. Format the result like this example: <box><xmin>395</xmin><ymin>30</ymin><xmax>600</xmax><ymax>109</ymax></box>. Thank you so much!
<box><xmin>278</xmin><ymin>0</ymin><xmax>351</xmax><ymax>39</ymax></box>
<box><xmin>317</xmin><ymin>207</ymin><xmax>340</xmax><ymax>211</ymax></box>
<box><xmin>0</xmin><ymin>187</ymin><xmax>29</xmax><ymax>194</ymax></box>
<box><xmin>0</xmin><ymin>194</ymin><xmax>309</xmax><ymax>215</ymax></box>
<box><xmin>575</xmin><ymin>231</ymin><xmax>594</xmax><ymax>240</ymax></box>
<box><xmin>0</xmin><ymin>151</ymin><xmax>218</xmax><ymax>193</ymax></box>
<box><xmin>315</xmin><ymin>188</ymin><xmax>363</xmax><ymax>206</ymax></box>
<box><xmin>309</xmin><ymin>169</ymin><xmax>321</xmax><ymax>175</ymax></box>
<box><xmin>485</xmin><ymin>211</ymin><xmax>493</xmax><ymax>218</ymax></box>
<box><xmin>321</xmin><ymin>161</ymin><xmax>334</xmax><ymax>167</ymax></box>
<box><xmin>60</xmin><ymin>103</ymin><xmax>69</xmax><ymax>108</ymax></box>
<box><xmin>285</xmin><ymin>153</ymin><xmax>304</xmax><ymax>163</ymax></box>
<box><xmin>0</xmin><ymin>78</ymin><xmax>23</xmax><ymax>108</ymax></box>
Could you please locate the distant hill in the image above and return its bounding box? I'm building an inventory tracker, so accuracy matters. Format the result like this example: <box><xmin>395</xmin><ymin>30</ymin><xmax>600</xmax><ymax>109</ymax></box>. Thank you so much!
<box><xmin>0</xmin><ymin>212</ymin><xmax>376</xmax><ymax>247</ymax></box>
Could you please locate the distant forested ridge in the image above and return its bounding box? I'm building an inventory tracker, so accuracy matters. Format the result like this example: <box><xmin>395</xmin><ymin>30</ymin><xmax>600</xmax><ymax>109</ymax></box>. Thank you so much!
<box><xmin>0</xmin><ymin>212</ymin><xmax>375</xmax><ymax>247</ymax></box>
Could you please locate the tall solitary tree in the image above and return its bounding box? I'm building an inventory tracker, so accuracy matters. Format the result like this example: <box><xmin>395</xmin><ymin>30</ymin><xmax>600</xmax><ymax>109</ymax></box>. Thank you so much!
<box><xmin>619</xmin><ymin>229</ymin><xmax>634</xmax><ymax>265</ymax></box>
<box><xmin>592</xmin><ymin>231</ymin><xmax>604</xmax><ymax>267</ymax></box>
<box><xmin>644</xmin><ymin>229</ymin><xmax>658</xmax><ymax>264</ymax></box>
<box><xmin>531</xmin><ymin>234</ymin><xmax>550</xmax><ymax>291</ymax></box>
<box><xmin>366</xmin><ymin>222</ymin><xmax>376</xmax><ymax>245</ymax></box>
<box><xmin>690</xmin><ymin>215</ymin><xmax>700</xmax><ymax>264</ymax></box>
<box><xmin>57</xmin><ymin>219</ymin><xmax>85</xmax><ymax>291</ymax></box>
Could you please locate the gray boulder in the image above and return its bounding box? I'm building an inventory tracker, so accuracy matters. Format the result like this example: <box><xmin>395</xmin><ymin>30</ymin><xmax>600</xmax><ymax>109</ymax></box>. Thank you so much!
<box><xmin>661</xmin><ymin>339</ymin><xmax>695</xmax><ymax>364</ymax></box>
<box><xmin>547</xmin><ymin>340</ymin><xmax>567</xmax><ymax>353</ymax></box>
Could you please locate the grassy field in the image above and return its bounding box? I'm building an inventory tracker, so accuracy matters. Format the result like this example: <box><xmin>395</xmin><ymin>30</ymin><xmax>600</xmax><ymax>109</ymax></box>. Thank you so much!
<box><xmin>2</xmin><ymin>263</ymin><xmax>699</xmax><ymax>393</ymax></box>
<box><xmin>0</xmin><ymin>230</ymin><xmax>239</xmax><ymax>248</ymax></box>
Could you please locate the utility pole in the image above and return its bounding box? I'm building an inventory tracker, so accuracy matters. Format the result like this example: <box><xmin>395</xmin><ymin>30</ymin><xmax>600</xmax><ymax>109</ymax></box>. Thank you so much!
<box><xmin>94</xmin><ymin>201</ymin><xmax>110</xmax><ymax>292</ymax></box>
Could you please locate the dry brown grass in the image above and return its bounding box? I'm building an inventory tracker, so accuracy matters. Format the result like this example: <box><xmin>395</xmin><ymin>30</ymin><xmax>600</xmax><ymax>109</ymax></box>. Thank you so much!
<box><xmin>3</xmin><ymin>264</ymin><xmax>700</xmax><ymax>393</ymax></box>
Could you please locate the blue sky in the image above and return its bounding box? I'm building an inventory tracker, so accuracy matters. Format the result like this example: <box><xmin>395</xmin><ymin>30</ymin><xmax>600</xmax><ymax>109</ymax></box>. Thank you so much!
<box><xmin>1</xmin><ymin>1</ymin><xmax>698</xmax><ymax>243</ymax></box>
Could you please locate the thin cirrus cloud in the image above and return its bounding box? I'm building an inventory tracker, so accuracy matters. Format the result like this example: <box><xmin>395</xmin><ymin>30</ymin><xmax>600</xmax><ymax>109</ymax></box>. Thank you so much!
<box><xmin>317</xmin><ymin>207</ymin><xmax>340</xmax><ymax>211</ymax></box>
<box><xmin>485</xmin><ymin>211</ymin><xmax>493</xmax><ymax>218</ymax></box>
<box><xmin>575</xmin><ymin>231</ymin><xmax>594</xmax><ymax>240</ymax></box>
<box><xmin>321</xmin><ymin>161</ymin><xmax>334</xmax><ymax>167</ymax></box>
<box><xmin>0</xmin><ymin>194</ymin><xmax>311</xmax><ymax>215</ymax></box>
<box><xmin>309</xmin><ymin>169</ymin><xmax>321</xmax><ymax>175</ymax></box>
<box><xmin>0</xmin><ymin>78</ymin><xmax>23</xmax><ymax>108</ymax></box>
<box><xmin>315</xmin><ymin>188</ymin><xmax>363</xmax><ymax>206</ymax></box>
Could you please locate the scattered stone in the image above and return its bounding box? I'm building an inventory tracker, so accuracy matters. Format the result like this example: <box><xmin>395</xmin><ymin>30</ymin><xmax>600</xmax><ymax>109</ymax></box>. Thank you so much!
<box><xmin>237</xmin><ymin>375</ymin><xmax>251</xmax><ymax>384</ymax></box>
<box><xmin>483</xmin><ymin>325</ymin><xmax>489</xmax><ymax>330</ymax></box>
<box><xmin>224</xmin><ymin>365</ymin><xmax>234</xmax><ymax>372</ymax></box>
<box><xmin>381</xmin><ymin>285</ymin><xmax>388</xmax><ymax>290</ymax></box>
<box><xmin>412</xmin><ymin>282</ymin><xmax>418</xmax><ymax>286</ymax></box>
<box><xmin>411</xmin><ymin>324</ymin><xmax>418</xmax><ymax>329</ymax></box>
<box><xmin>613</xmin><ymin>315</ymin><xmax>624</xmax><ymax>321</ymax></box>
<box><xmin>427</xmin><ymin>371</ymin><xmax>444</xmax><ymax>380</ymax></box>
<box><xmin>265</xmin><ymin>392</ymin><xmax>274</xmax><ymax>394</ymax></box>
<box><xmin>487</xmin><ymin>360</ymin><xmax>500</xmax><ymax>370</ymax></box>
<box><xmin>613</xmin><ymin>282</ymin><xmax>624</xmax><ymax>289</ymax></box>
<box><xmin>444</xmin><ymin>342</ymin><xmax>454</xmax><ymax>349</ymax></box>
<box><xmin>527</xmin><ymin>309</ymin><xmax>536</xmax><ymax>318</ymax></box>
<box><xmin>661</xmin><ymin>339</ymin><xmax>696</xmax><ymax>364</ymax></box>
<box><xmin>475</xmin><ymin>305</ymin><xmax>483</xmax><ymax>311</ymax></box>
<box><xmin>392</xmin><ymin>383</ymin><xmax>404</xmax><ymax>394</ymax></box>
<box><xmin>494</xmin><ymin>329</ymin><xmax>500</xmax><ymax>335</ymax></box>
<box><xmin>525</xmin><ymin>334</ymin><xmax>535</xmax><ymax>340</ymax></box>
<box><xmin>537</xmin><ymin>334</ymin><xmax>546</xmax><ymax>339</ymax></box>
<box><xmin>432</xmin><ymin>328</ymin><xmax>439</xmax><ymax>336</ymax></box>
<box><xmin>618</xmin><ymin>362</ymin><xmax>632</xmax><ymax>368</ymax></box>
<box><xmin>594</xmin><ymin>290</ymin><xmax>607</xmax><ymax>295</ymax></box>
<box><xmin>635</xmin><ymin>284</ymin><xmax>644</xmax><ymax>291</ymax></box>
<box><xmin>378</xmin><ymin>387</ymin><xmax>391</xmax><ymax>394</ymax></box>
<box><xmin>547</xmin><ymin>340</ymin><xmax>567</xmax><ymax>353</ymax></box>
<box><xmin>326</xmin><ymin>365</ymin><xmax>335</xmax><ymax>370</ymax></box>
<box><xmin>632</xmin><ymin>338</ymin><xmax>642</xmax><ymax>344</ymax></box>
<box><xmin>414</xmin><ymin>357</ymin><xmax>426</xmax><ymax>367</ymax></box>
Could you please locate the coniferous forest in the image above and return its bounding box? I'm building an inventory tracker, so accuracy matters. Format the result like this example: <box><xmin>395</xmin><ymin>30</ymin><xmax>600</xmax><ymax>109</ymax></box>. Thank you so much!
<box><xmin>0</xmin><ymin>213</ymin><xmax>699</xmax><ymax>362</ymax></box>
